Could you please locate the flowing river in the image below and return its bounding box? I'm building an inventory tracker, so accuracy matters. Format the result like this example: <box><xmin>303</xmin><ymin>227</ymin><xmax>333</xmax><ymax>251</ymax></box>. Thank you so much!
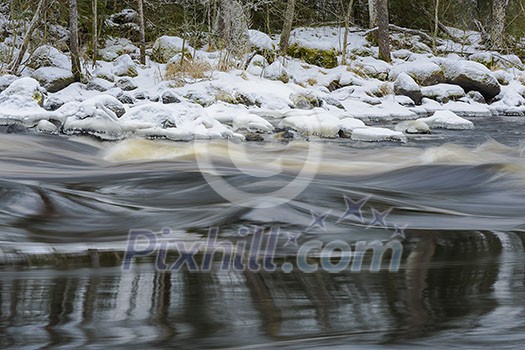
<box><xmin>1</xmin><ymin>116</ymin><xmax>525</xmax><ymax>348</ymax></box>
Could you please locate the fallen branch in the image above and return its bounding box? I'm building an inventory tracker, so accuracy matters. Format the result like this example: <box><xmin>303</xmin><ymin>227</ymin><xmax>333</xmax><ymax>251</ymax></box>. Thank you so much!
<box><xmin>365</xmin><ymin>24</ymin><xmax>436</xmax><ymax>45</ymax></box>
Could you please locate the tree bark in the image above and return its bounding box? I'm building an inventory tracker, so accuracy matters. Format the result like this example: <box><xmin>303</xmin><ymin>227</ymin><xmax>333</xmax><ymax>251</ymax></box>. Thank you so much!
<box><xmin>368</xmin><ymin>0</ymin><xmax>377</xmax><ymax>28</ymax></box>
<box><xmin>8</xmin><ymin>0</ymin><xmax>46</xmax><ymax>74</ymax></box>
<box><xmin>280</xmin><ymin>0</ymin><xmax>296</xmax><ymax>54</ymax></box>
<box><xmin>341</xmin><ymin>0</ymin><xmax>355</xmax><ymax>64</ymax></box>
<box><xmin>376</xmin><ymin>0</ymin><xmax>391</xmax><ymax>62</ymax></box>
<box><xmin>137</xmin><ymin>0</ymin><xmax>146</xmax><ymax>64</ymax></box>
<box><xmin>220</xmin><ymin>0</ymin><xmax>249</xmax><ymax>57</ymax></box>
<box><xmin>69</xmin><ymin>0</ymin><xmax>82</xmax><ymax>82</ymax></box>
<box><xmin>433</xmin><ymin>0</ymin><xmax>439</xmax><ymax>54</ymax></box>
<box><xmin>92</xmin><ymin>0</ymin><xmax>97</xmax><ymax>67</ymax></box>
<box><xmin>490</xmin><ymin>0</ymin><xmax>509</xmax><ymax>50</ymax></box>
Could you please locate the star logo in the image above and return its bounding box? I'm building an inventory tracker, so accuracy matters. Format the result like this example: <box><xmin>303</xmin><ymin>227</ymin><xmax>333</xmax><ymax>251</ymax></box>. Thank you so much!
<box><xmin>367</xmin><ymin>208</ymin><xmax>391</xmax><ymax>229</ymax></box>
<box><xmin>306</xmin><ymin>210</ymin><xmax>331</xmax><ymax>232</ymax></box>
<box><xmin>391</xmin><ymin>224</ymin><xmax>407</xmax><ymax>240</ymax></box>
<box><xmin>284</xmin><ymin>232</ymin><xmax>301</xmax><ymax>247</ymax></box>
<box><xmin>337</xmin><ymin>195</ymin><xmax>370</xmax><ymax>223</ymax></box>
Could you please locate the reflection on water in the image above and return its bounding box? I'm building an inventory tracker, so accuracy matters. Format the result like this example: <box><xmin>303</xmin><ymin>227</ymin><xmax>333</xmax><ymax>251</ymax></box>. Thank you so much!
<box><xmin>0</xmin><ymin>126</ymin><xmax>525</xmax><ymax>348</ymax></box>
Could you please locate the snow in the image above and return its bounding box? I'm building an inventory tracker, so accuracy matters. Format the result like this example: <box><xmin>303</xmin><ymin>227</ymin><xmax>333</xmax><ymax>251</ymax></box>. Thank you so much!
<box><xmin>280</xmin><ymin>109</ymin><xmax>341</xmax><ymax>138</ymax></box>
<box><xmin>418</xmin><ymin>110</ymin><xmax>474</xmax><ymax>130</ymax></box>
<box><xmin>421</xmin><ymin>83</ymin><xmax>465</xmax><ymax>102</ymax></box>
<box><xmin>289</xmin><ymin>26</ymin><xmax>368</xmax><ymax>53</ymax></box>
<box><xmin>351</xmin><ymin>127</ymin><xmax>407</xmax><ymax>143</ymax></box>
<box><xmin>389</xmin><ymin>60</ymin><xmax>444</xmax><ymax>86</ymax></box>
<box><xmin>112</xmin><ymin>54</ymin><xmax>138</xmax><ymax>77</ymax></box>
<box><xmin>395</xmin><ymin>120</ymin><xmax>430</xmax><ymax>134</ymax></box>
<box><xmin>248</xmin><ymin>30</ymin><xmax>274</xmax><ymax>51</ymax></box>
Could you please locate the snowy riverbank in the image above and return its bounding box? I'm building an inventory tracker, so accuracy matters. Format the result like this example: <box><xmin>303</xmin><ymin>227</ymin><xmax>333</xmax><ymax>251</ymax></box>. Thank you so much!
<box><xmin>1</xmin><ymin>22</ymin><xmax>524</xmax><ymax>144</ymax></box>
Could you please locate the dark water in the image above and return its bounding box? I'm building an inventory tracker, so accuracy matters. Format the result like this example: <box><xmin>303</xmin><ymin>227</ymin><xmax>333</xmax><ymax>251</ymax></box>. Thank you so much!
<box><xmin>1</xmin><ymin>119</ymin><xmax>525</xmax><ymax>348</ymax></box>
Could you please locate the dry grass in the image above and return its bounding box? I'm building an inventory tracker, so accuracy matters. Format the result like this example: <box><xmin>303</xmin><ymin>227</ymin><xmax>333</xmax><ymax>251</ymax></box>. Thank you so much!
<box><xmin>307</xmin><ymin>78</ymin><xmax>318</xmax><ymax>86</ymax></box>
<box><xmin>164</xmin><ymin>59</ymin><xmax>212</xmax><ymax>82</ymax></box>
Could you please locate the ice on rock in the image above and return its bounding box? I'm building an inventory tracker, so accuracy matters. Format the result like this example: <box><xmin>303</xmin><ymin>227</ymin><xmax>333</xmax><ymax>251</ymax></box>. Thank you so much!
<box><xmin>417</xmin><ymin>110</ymin><xmax>474</xmax><ymax>130</ymax></box>
<box><xmin>36</xmin><ymin>120</ymin><xmax>58</xmax><ymax>134</ymax></box>
<box><xmin>205</xmin><ymin>103</ymin><xmax>273</xmax><ymax>132</ymax></box>
<box><xmin>351</xmin><ymin>127</ymin><xmax>407</xmax><ymax>142</ymax></box>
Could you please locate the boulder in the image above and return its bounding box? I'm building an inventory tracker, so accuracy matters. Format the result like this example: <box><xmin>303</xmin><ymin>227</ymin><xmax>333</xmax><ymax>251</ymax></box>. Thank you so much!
<box><xmin>417</xmin><ymin>110</ymin><xmax>474</xmax><ymax>130</ymax></box>
<box><xmin>115</xmin><ymin>77</ymin><xmax>138</xmax><ymax>91</ymax></box>
<box><xmin>395</xmin><ymin>120</ymin><xmax>430</xmax><ymax>134</ymax></box>
<box><xmin>290</xmin><ymin>92</ymin><xmax>322</xmax><ymax>110</ymax></box>
<box><xmin>0</xmin><ymin>74</ymin><xmax>18</xmax><ymax>93</ymax></box>
<box><xmin>421</xmin><ymin>84</ymin><xmax>465</xmax><ymax>103</ymax></box>
<box><xmin>151</xmin><ymin>36</ymin><xmax>194</xmax><ymax>63</ymax></box>
<box><xmin>440</xmin><ymin>60</ymin><xmax>500</xmax><ymax>100</ymax></box>
<box><xmin>30</xmin><ymin>67</ymin><xmax>74</xmax><ymax>93</ymax></box>
<box><xmin>248</xmin><ymin>29</ymin><xmax>274</xmax><ymax>51</ymax></box>
<box><xmin>36</xmin><ymin>120</ymin><xmax>58</xmax><ymax>134</ymax></box>
<box><xmin>394</xmin><ymin>72</ymin><xmax>422</xmax><ymax>104</ymax></box>
<box><xmin>116</xmin><ymin>92</ymin><xmax>134</xmax><ymax>105</ymax></box>
<box><xmin>247</xmin><ymin>54</ymin><xmax>269</xmax><ymax>76</ymax></box>
<box><xmin>43</xmin><ymin>96</ymin><xmax>65</xmax><ymax>111</ymax></box>
<box><xmin>112</xmin><ymin>54</ymin><xmax>138</xmax><ymax>77</ymax></box>
<box><xmin>390</xmin><ymin>60</ymin><xmax>445</xmax><ymax>86</ymax></box>
<box><xmin>86</xmin><ymin>78</ymin><xmax>115</xmax><ymax>92</ymax></box>
<box><xmin>263</xmin><ymin>61</ymin><xmax>289</xmax><ymax>83</ymax></box>
<box><xmin>161</xmin><ymin>90</ymin><xmax>181</xmax><ymax>104</ymax></box>
<box><xmin>27</xmin><ymin>45</ymin><xmax>70</xmax><ymax>70</ymax></box>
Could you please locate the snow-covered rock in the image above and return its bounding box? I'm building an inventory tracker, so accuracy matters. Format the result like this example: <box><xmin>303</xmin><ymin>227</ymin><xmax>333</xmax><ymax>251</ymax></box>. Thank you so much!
<box><xmin>247</xmin><ymin>54</ymin><xmax>268</xmax><ymax>76</ymax></box>
<box><xmin>351</xmin><ymin>127</ymin><xmax>407</xmax><ymax>142</ymax></box>
<box><xmin>30</xmin><ymin>67</ymin><xmax>74</xmax><ymax>93</ymax></box>
<box><xmin>112</xmin><ymin>54</ymin><xmax>138</xmax><ymax>77</ymax></box>
<box><xmin>394</xmin><ymin>72</ymin><xmax>422</xmax><ymax>104</ymax></box>
<box><xmin>27</xmin><ymin>45</ymin><xmax>70</xmax><ymax>70</ymax></box>
<box><xmin>0</xmin><ymin>74</ymin><xmax>18</xmax><ymax>93</ymax></box>
<box><xmin>280</xmin><ymin>109</ymin><xmax>341</xmax><ymax>138</ymax></box>
<box><xmin>87</xmin><ymin>78</ymin><xmax>115</xmax><ymax>92</ymax></box>
<box><xmin>152</xmin><ymin>36</ymin><xmax>194</xmax><ymax>63</ymax></box>
<box><xmin>115</xmin><ymin>77</ymin><xmax>138</xmax><ymax>91</ymax></box>
<box><xmin>390</xmin><ymin>60</ymin><xmax>445</xmax><ymax>86</ymax></box>
<box><xmin>417</xmin><ymin>110</ymin><xmax>474</xmax><ymax>130</ymax></box>
<box><xmin>339</xmin><ymin>118</ymin><xmax>366</xmax><ymax>133</ymax></box>
<box><xmin>395</xmin><ymin>120</ymin><xmax>430</xmax><ymax>134</ymax></box>
<box><xmin>289</xmin><ymin>92</ymin><xmax>321</xmax><ymax>109</ymax></box>
<box><xmin>36</xmin><ymin>120</ymin><xmax>58</xmax><ymax>134</ymax></box>
<box><xmin>439</xmin><ymin>59</ymin><xmax>500</xmax><ymax>100</ymax></box>
<box><xmin>248</xmin><ymin>29</ymin><xmax>274</xmax><ymax>51</ymax></box>
<box><xmin>263</xmin><ymin>61</ymin><xmax>289</xmax><ymax>82</ymax></box>
<box><xmin>99</xmin><ymin>37</ymin><xmax>139</xmax><ymax>61</ymax></box>
<box><xmin>421</xmin><ymin>83</ymin><xmax>465</xmax><ymax>103</ymax></box>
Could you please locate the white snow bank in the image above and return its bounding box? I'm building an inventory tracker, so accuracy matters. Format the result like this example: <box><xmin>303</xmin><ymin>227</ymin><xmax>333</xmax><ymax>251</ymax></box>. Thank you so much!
<box><xmin>351</xmin><ymin>127</ymin><xmax>407</xmax><ymax>143</ymax></box>
<box><xmin>417</xmin><ymin>110</ymin><xmax>474</xmax><ymax>130</ymax></box>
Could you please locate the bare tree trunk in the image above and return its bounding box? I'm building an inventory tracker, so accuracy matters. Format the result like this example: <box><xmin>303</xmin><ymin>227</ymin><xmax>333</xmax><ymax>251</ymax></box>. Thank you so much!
<box><xmin>8</xmin><ymin>0</ymin><xmax>46</xmax><ymax>74</ymax></box>
<box><xmin>92</xmin><ymin>0</ymin><xmax>97</xmax><ymax>67</ymax></box>
<box><xmin>433</xmin><ymin>0</ymin><xmax>439</xmax><ymax>54</ymax></box>
<box><xmin>220</xmin><ymin>0</ymin><xmax>249</xmax><ymax>57</ymax></box>
<box><xmin>69</xmin><ymin>0</ymin><xmax>82</xmax><ymax>82</ymax></box>
<box><xmin>341</xmin><ymin>0</ymin><xmax>355</xmax><ymax>64</ymax></box>
<box><xmin>137</xmin><ymin>0</ymin><xmax>146</xmax><ymax>64</ymax></box>
<box><xmin>368</xmin><ymin>0</ymin><xmax>377</xmax><ymax>28</ymax></box>
<box><xmin>490</xmin><ymin>0</ymin><xmax>509</xmax><ymax>50</ymax></box>
<box><xmin>376</xmin><ymin>0</ymin><xmax>391</xmax><ymax>62</ymax></box>
<box><xmin>279</xmin><ymin>0</ymin><xmax>296</xmax><ymax>54</ymax></box>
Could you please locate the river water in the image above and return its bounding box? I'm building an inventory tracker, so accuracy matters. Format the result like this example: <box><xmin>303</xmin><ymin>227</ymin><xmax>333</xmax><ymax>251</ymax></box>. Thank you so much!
<box><xmin>1</xmin><ymin>117</ymin><xmax>525</xmax><ymax>348</ymax></box>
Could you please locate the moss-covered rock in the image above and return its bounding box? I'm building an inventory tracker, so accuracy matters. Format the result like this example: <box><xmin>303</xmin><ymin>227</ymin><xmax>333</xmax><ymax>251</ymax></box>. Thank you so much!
<box><xmin>287</xmin><ymin>43</ymin><xmax>338</xmax><ymax>69</ymax></box>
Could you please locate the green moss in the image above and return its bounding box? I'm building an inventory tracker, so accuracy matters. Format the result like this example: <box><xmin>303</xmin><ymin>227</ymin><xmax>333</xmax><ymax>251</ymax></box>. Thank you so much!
<box><xmin>32</xmin><ymin>91</ymin><xmax>44</xmax><ymax>106</ymax></box>
<box><xmin>286</xmin><ymin>44</ymin><xmax>338</xmax><ymax>69</ymax></box>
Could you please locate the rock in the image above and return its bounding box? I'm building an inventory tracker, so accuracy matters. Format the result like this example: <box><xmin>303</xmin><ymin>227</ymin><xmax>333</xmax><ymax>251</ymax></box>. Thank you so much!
<box><xmin>466</xmin><ymin>90</ymin><xmax>486</xmax><ymax>104</ymax></box>
<box><xmin>263</xmin><ymin>61</ymin><xmax>289</xmax><ymax>83</ymax></box>
<box><xmin>93</xmin><ymin>95</ymin><xmax>126</xmax><ymax>118</ymax></box>
<box><xmin>339</xmin><ymin>118</ymin><xmax>366</xmax><ymax>134</ymax></box>
<box><xmin>112</xmin><ymin>54</ymin><xmax>138</xmax><ymax>77</ymax></box>
<box><xmin>417</xmin><ymin>110</ymin><xmax>474</xmax><ymax>130</ymax></box>
<box><xmin>421</xmin><ymin>84</ymin><xmax>465</xmax><ymax>103</ymax></box>
<box><xmin>0</xmin><ymin>77</ymin><xmax>45</xmax><ymax>108</ymax></box>
<box><xmin>395</xmin><ymin>120</ymin><xmax>431</xmax><ymax>134</ymax></box>
<box><xmin>161</xmin><ymin>90</ymin><xmax>181</xmax><ymax>104</ymax></box>
<box><xmin>351</xmin><ymin>127</ymin><xmax>407</xmax><ymax>142</ymax></box>
<box><xmin>321</xmin><ymin>96</ymin><xmax>344</xmax><ymax>109</ymax></box>
<box><xmin>116</xmin><ymin>92</ymin><xmax>134</xmax><ymax>104</ymax></box>
<box><xmin>30</xmin><ymin>67</ymin><xmax>74</xmax><ymax>93</ymax></box>
<box><xmin>36</xmin><ymin>120</ymin><xmax>58</xmax><ymax>134</ymax></box>
<box><xmin>0</xmin><ymin>75</ymin><xmax>18</xmax><ymax>93</ymax></box>
<box><xmin>248</xmin><ymin>29</ymin><xmax>274</xmax><ymax>51</ymax></box>
<box><xmin>27</xmin><ymin>45</ymin><xmax>70</xmax><ymax>70</ymax></box>
<box><xmin>247</xmin><ymin>54</ymin><xmax>269</xmax><ymax>76</ymax></box>
<box><xmin>242</xmin><ymin>131</ymin><xmax>265</xmax><ymax>142</ymax></box>
<box><xmin>151</xmin><ymin>36</ymin><xmax>194</xmax><ymax>63</ymax></box>
<box><xmin>395</xmin><ymin>95</ymin><xmax>416</xmax><ymax>107</ymax></box>
<box><xmin>394</xmin><ymin>72</ymin><xmax>422</xmax><ymax>104</ymax></box>
<box><xmin>86</xmin><ymin>78</ymin><xmax>115</xmax><ymax>92</ymax></box>
<box><xmin>390</xmin><ymin>60</ymin><xmax>445</xmax><ymax>86</ymax></box>
<box><xmin>440</xmin><ymin>59</ymin><xmax>500</xmax><ymax>100</ymax></box>
<box><xmin>184</xmin><ymin>89</ymin><xmax>215</xmax><ymax>107</ymax></box>
<box><xmin>290</xmin><ymin>92</ymin><xmax>322</xmax><ymax>110</ymax></box>
<box><xmin>99</xmin><ymin>38</ymin><xmax>139</xmax><ymax>62</ymax></box>
<box><xmin>43</xmin><ymin>96</ymin><xmax>65</xmax><ymax>111</ymax></box>
<box><xmin>115</xmin><ymin>77</ymin><xmax>138</xmax><ymax>91</ymax></box>
<box><xmin>110</xmin><ymin>8</ymin><xmax>138</xmax><ymax>24</ymax></box>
